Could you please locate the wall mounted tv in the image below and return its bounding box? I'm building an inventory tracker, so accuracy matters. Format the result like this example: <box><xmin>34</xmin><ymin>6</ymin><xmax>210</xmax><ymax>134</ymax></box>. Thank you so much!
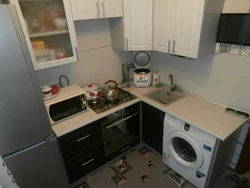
<box><xmin>216</xmin><ymin>14</ymin><xmax>250</xmax><ymax>46</ymax></box>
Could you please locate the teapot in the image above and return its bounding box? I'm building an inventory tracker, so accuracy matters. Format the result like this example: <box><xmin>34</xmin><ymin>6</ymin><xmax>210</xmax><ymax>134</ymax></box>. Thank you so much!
<box><xmin>104</xmin><ymin>80</ymin><xmax>118</xmax><ymax>102</ymax></box>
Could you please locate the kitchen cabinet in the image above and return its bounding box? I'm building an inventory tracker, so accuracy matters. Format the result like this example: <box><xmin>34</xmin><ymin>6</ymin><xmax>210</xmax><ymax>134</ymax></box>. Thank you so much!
<box><xmin>142</xmin><ymin>102</ymin><xmax>165</xmax><ymax>154</ymax></box>
<box><xmin>8</xmin><ymin>0</ymin><xmax>79</xmax><ymax>70</ymax></box>
<box><xmin>153</xmin><ymin>0</ymin><xmax>224</xmax><ymax>59</ymax></box>
<box><xmin>70</xmin><ymin>0</ymin><xmax>123</xmax><ymax>21</ymax></box>
<box><xmin>110</xmin><ymin>0</ymin><xmax>153</xmax><ymax>51</ymax></box>
<box><xmin>59</xmin><ymin>120</ymin><xmax>105</xmax><ymax>184</ymax></box>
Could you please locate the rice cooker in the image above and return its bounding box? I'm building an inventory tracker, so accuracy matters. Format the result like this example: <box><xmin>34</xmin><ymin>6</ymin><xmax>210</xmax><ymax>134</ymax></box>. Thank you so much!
<box><xmin>133</xmin><ymin>51</ymin><xmax>152</xmax><ymax>88</ymax></box>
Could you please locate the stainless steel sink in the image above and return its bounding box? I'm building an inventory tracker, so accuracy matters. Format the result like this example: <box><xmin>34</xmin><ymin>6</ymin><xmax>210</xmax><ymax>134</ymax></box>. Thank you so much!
<box><xmin>144</xmin><ymin>88</ymin><xmax>186</xmax><ymax>105</ymax></box>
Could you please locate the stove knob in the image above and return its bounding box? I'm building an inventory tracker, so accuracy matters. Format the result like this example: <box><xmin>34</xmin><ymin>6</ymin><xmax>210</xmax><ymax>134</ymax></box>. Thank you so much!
<box><xmin>123</xmin><ymin>98</ymin><xmax>127</xmax><ymax>102</ymax></box>
<box><xmin>108</xmin><ymin>104</ymin><xmax>112</xmax><ymax>108</ymax></box>
<box><xmin>104</xmin><ymin>105</ymin><xmax>108</xmax><ymax>110</ymax></box>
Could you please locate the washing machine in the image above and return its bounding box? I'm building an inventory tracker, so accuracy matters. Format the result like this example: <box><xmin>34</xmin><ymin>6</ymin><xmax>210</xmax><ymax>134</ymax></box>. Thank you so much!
<box><xmin>162</xmin><ymin>113</ymin><xmax>217</xmax><ymax>188</ymax></box>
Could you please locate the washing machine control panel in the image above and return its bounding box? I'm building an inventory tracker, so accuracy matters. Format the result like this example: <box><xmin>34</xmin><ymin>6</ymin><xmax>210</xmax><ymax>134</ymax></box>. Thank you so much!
<box><xmin>184</xmin><ymin>123</ymin><xmax>190</xmax><ymax>131</ymax></box>
<box><xmin>165</xmin><ymin>113</ymin><xmax>217</xmax><ymax>146</ymax></box>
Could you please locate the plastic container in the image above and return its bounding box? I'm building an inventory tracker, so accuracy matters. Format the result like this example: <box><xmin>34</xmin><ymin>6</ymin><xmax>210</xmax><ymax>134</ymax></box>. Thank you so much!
<box><xmin>152</xmin><ymin>71</ymin><xmax>160</xmax><ymax>87</ymax></box>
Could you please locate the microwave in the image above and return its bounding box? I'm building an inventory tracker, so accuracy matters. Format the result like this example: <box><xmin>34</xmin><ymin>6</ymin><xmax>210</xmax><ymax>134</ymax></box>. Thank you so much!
<box><xmin>44</xmin><ymin>84</ymin><xmax>88</xmax><ymax>125</ymax></box>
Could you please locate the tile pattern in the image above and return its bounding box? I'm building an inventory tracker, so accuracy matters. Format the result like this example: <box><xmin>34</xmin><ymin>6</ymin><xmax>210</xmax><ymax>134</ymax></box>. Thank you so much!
<box><xmin>85</xmin><ymin>148</ymin><xmax>250</xmax><ymax>188</ymax></box>
<box><xmin>87</xmin><ymin>148</ymin><xmax>195</xmax><ymax>188</ymax></box>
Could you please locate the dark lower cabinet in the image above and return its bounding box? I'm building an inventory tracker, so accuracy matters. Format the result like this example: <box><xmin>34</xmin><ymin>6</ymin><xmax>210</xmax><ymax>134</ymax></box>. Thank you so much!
<box><xmin>142</xmin><ymin>102</ymin><xmax>165</xmax><ymax>154</ymax></box>
<box><xmin>58</xmin><ymin>120</ymin><xmax>105</xmax><ymax>184</ymax></box>
<box><xmin>58</xmin><ymin>102</ymin><xmax>141</xmax><ymax>185</ymax></box>
<box><xmin>65</xmin><ymin>144</ymin><xmax>105</xmax><ymax>183</ymax></box>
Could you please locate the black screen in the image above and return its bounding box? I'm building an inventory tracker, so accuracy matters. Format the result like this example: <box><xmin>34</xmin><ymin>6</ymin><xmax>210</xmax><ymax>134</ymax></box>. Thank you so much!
<box><xmin>216</xmin><ymin>14</ymin><xmax>250</xmax><ymax>46</ymax></box>
<box><xmin>49</xmin><ymin>96</ymin><xmax>82</xmax><ymax>122</ymax></box>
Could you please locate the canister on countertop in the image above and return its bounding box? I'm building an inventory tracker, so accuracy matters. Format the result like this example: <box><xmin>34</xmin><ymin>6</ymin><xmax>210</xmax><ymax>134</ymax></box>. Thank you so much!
<box><xmin>152</xmin><ymin>71</ymin><xmax>160</xmax><ymax>87</ymax></box>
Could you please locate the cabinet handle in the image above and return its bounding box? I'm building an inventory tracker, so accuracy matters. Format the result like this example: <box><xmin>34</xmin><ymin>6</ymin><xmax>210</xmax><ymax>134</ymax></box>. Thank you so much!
<box><xmin>76</xmin><ymin>135</ymin><xmax>90</xmax><ymax>142</ymax></box>
<box><xmin>173</xmin><ymin>40</ymin><xmax>176</xmax><ymax>56</ymax></box>
<box><xmin>82</xmin><ymin>158</ymin><xmax>94</xmax><ymax>167</ymax></box>
<box><xmin>105</xmin><ymin>112</ymin><xmax>138</xmax><ymax>129</ymax></box>
<box><xmin>75</xmin><ymin>47</ymin><xmax>79</xmax><ymax>60</ymax></box>
<box><xmin>168</xmin><ymin>40</ymin><xmax>171</xmax><ymax>53</ymax></box>
<box><xmin>96</xmin><ymin>2</ymin><xmax>100</xmax><ymax>17</ymax></box>
<box><xmin>121</xmin><ymin>146</ymin><xmax>130</xmax><ymax>152</ymax></box>
<box><xmin>101</xmin><ymin>1</ymin><xmax>105</xmax><ymax>17</ymax></box>
<box><xmin>126</xmin><ymin>38</ymin><xmax>128</xmax><ymax>51</ymax></box>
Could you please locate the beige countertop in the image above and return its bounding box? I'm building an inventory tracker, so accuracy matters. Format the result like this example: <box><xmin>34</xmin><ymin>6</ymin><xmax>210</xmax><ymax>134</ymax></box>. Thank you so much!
<box><xmin>126</xmin><ymin>86</ymin><xmax>248</xmax><ymax>141</ymax></box>
<box><xmin>52</xmin><ymin>85</ymin><xmax>248</xmax><ymax>141</ymax></box>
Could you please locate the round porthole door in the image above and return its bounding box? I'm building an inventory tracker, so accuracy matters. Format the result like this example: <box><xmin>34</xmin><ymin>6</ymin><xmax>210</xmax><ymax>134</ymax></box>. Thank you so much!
<box><xmin>166</xmin><ymin>131</ymin><xmax>203</xmax><ymax>169</ymax></box>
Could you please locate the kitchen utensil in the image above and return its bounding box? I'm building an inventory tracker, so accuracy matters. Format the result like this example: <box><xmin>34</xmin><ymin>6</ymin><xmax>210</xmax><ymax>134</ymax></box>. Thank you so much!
<box><xmin>104</xmin><ymin>80</ymin><xmax>118</xmax><ymax>102</ymax></box>
<box><xmin>41</xmin><ymin>84</ymin><xmax>60</xmax><ymax>101</ymax></box>
<box><xmin>41</xmin><ymin>84</ymin><xmax>52</xmax><ymax>98</ymax></box>
<box><xmin>133</xmin><ymin>68</ymin><xmax>152</xmax><ymax>88</ymax></box>
<box><xmin>82</xmin><ymin>83</ymin><xmax>101</xmax><ymax>102</ymax></box>
<box><xmin>122</xmin><ymin>63</ymin><xmax>131</xmax><ymax>88</ymax></box>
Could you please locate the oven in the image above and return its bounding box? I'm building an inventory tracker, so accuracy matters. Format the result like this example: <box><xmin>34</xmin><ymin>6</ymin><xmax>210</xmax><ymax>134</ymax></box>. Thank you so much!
<box><xmin>101</xmin><ymin>103</ymin><xmax>140</xmax><ymax>158</ymax></box>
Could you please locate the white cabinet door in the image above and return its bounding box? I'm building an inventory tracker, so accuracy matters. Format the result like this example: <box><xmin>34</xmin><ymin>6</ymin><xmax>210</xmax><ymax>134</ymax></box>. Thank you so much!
<box><xmin>124</xmin><ymin>0</ymin><xmax>153</xmax><ymax>51</ymax></box>
<box><xmin>71</xmin><ymin>0</ymin><xmax>99</xmax><ymax>20</ymax></box>
<box><xmin>173</xmin><ymin>0</ymin><xmax>205</xmax><ymax>58</ymax></box>
<box><xmin>70</xmin><ymin>0</ymin><xmax>122</xmax><ymax>20</ymax></box>
<box><xmin>153</xmin><ymin>0</ymin><xmax>175</xmax><ymax>53</ymax></box>
<box><xmin>9</xmin><ymin>0</ymin><xmax>79</xmax><ymax>70</ymax></box>
<box><xmin>101</xmin><ymin>0</ymin><xmax>123</xmax><ymax>18</ymax></box>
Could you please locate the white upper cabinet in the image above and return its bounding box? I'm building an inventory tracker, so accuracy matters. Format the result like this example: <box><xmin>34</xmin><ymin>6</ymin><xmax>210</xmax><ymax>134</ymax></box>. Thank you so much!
<box><xmin>153</xmin><ymin>0</ymin><xmax>224</xmax><ymax>59</ymax></box>
<box><xmin>110</xmin><ymin>0</ymin><xmax>153</xmax><ymax>51</ymax></box>
<box><xmin>71</xmin><ymin>0</ymin><xmax>99</xmax><ymax>20</ymax></box>
<box><xmin>70</xmin><ymin>0</ymin><xmax>123</xmax><ymax>21</ymax></box>
<box><xmin>9</xmin><ymin>0</ymin><xmax>79</xmax><ymax>70</ymax></box>
<box><xmin>102</xmin><ymin>0</ymin><xmax>123</xmax><ymax>18</ymax></box>
<box><xmin>153</xmin><ymin>0</ymin><xmax>174</xmax><ymax>53</ymax></box>
<box><xmin>173</xmin><ymin>0</ymin><xmax>204</xmax><ymax>58</ymax></box>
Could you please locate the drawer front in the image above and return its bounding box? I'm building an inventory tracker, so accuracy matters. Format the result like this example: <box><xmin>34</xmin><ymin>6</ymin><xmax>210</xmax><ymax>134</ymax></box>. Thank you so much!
<box><xmin>59</xmin><ymin>121</ymin><xmax>103</xmax><ymax>160</ymax></box>
<box><xmin>65</xmin><ymin>145</ymin><xmax>105</xmax><ymax>183</ymax></box>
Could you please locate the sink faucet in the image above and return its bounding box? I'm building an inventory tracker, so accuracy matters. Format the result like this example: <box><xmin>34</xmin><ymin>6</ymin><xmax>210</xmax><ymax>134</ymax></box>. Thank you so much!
<box><xmin>168</xmin><ymin>74</ymin><xmax>176</xmax><ymax>92</ymax></box>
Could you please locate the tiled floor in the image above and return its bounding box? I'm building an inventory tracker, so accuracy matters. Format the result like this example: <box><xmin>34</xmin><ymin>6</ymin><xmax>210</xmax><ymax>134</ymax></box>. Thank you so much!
<box><xmin>86</xmin><ymin>148</ymin><xmax>195</xmax><ymax>188</ymax></box>
<box><xmin>80</xmin><ymin>148</ymin><xmax>250</xmax><ymax>188</ymax></box>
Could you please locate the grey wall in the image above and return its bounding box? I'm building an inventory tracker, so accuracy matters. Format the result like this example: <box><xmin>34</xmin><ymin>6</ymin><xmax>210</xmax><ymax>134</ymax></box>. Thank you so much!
<box><xmin>35</xmin><ymin>19</ymin><xmax>133</xmax><ymax>87</ymax></box>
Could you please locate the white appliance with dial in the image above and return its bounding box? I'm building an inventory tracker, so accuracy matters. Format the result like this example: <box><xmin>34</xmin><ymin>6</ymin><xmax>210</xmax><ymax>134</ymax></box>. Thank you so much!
<box><xmin>133</xmin><ymin>51</ymin><xmax>152</xmax><ymax>88</ymax></box>
<box><xmin>162</xmin><ymin>113</ymin><xmax>217</xmax><ymax>188</ymax></box>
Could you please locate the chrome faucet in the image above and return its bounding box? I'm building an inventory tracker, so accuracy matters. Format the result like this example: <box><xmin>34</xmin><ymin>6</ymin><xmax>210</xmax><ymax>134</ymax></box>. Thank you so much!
<box><xmin>168</xmin><ymin>74</ymin><xmax>176</xmax><ymax>92</ymax></box>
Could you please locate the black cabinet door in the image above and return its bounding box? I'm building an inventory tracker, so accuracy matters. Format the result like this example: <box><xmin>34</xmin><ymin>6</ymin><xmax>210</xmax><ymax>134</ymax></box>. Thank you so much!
<box><xmin>65</xmin><ymin>144</ymin><xmax>105</xmax><ymax>183</ymax></box>
<box><xmin>59</xmin><ymin>120</ymin><xmax>103</xmax><ymax>161</ymax></box>
<box><xmin>142</xmin><ymin>102</ymin><xmax>165</xmax><ymax>154</ymax></box>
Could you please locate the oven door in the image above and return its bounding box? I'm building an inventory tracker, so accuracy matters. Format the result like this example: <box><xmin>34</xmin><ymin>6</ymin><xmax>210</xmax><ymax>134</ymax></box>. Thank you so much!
<box><xmin>166</xmin><ymin>132</ymin><xmax>203</xmax><ymax>169</ymax></box>
<box><xmin>101</xmin><ymin>106</ymin><xmax>140</xmax><ymax>156</ymax></box>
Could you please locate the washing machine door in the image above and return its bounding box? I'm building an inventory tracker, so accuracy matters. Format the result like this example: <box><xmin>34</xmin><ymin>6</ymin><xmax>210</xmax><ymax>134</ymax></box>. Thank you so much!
<box><xmin>167</xmin><ymin>131</ymin><xmax>203</xmax><ymax>169</ymax></box>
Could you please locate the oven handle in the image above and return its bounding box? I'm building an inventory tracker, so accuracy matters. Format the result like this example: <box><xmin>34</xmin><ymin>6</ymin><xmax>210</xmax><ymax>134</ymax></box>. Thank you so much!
<box><xmin>105</xmin><ymin>112</ymin><xmax>138</xmax><ymax>130</ymax></box>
